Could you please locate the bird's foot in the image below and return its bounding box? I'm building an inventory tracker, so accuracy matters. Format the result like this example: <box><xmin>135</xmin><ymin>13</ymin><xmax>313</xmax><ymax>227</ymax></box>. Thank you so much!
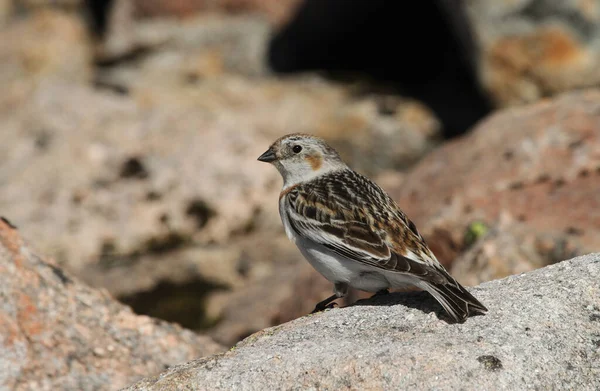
<box><xmin>310</xmin><ymin>294</ymin><xmax>339</xmax><ymax>314</ymax></box>
<box><xmin>310</xmin><ymin>302</ymin><xmax>338</xmax><ymax>314</ymax></box>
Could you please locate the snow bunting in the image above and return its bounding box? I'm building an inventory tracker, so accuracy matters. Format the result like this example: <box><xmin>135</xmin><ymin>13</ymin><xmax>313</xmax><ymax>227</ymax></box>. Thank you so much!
<box><xmin>258</xmin><ymin>133</ymin><xmax>487</xmax><ymax>322</ymax></box>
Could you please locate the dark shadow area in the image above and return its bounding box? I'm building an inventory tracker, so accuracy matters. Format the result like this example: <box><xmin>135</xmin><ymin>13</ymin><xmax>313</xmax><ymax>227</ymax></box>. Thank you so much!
<box><xmin>83</xmin><ymin>0</ymin><xmax>114</xmax><ymax>38</ymax></box>
<box><xmin>346</xmin><ymin>290</ymin><xmax>485</xmax><ymax>324</ymax></box>
<box><xmin>267</xmin><ymin>0</ymin><xmax>494</xmax><ymax>138</ymax></box>
<box><xmin>1</xmin><ymin>216</ymin><xmax>17</xmax><ymax>229</ymax></box>
<box><xmin>119</xmin><ymin>278</ymin><xmax>229</xmax><ymax>330</ymax></box>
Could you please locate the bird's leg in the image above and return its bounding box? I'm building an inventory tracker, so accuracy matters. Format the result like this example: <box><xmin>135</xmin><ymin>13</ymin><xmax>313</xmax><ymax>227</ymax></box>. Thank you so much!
<box><xmin>311</xmin><ymin>282</ymin><xmax>348</xmax><ymax>314</ymax></box>
<box><xmin>310</xmin><ymin>294</ymin><xmax>338</xmax><ymax>314</ymax></box>
<box><xmin>371</xmin><ymin>288</ymin><xmax>390</xmax><ymax>298</ymax></box>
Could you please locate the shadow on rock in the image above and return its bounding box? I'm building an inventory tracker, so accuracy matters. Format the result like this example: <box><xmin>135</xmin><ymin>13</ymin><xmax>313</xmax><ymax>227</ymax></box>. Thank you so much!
<box><xmin>348</xmin><ymin>290</ymin><xmax>486</xmax><ymax>323</ymax></box>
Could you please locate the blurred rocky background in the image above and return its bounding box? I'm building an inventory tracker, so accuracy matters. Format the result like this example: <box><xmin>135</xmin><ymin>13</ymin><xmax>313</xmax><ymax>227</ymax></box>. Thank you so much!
<box><xmin>1</xmin><ymin>0</ymin><xmax>599</xmax><ymax>357</ymax></box>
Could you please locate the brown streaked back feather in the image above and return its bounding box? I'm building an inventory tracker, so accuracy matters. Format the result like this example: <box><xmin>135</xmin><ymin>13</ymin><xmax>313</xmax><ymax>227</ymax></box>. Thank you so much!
<box><xmin>283</xmin><ymin>168</ymin><xmax>448</xmax><ymax>284</ymax></box>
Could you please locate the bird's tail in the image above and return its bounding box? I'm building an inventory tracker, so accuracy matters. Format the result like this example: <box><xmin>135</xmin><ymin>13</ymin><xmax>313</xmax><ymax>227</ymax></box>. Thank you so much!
<box><xmin>421</xmin><ymin>277</ymin><xmax>488</xmax><ymax>323</ymax></box>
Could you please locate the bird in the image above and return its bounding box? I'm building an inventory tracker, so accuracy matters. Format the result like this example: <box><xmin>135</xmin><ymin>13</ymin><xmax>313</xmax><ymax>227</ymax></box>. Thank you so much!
<box><xmin>257</xmin><ymin>133</ymin><xmax>487</xmax><ymax>322</ymax></box>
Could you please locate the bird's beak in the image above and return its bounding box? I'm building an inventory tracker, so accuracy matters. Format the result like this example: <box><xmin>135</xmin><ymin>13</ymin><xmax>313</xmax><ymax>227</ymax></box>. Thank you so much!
<box><xmin>257</xmin><ymin>148</ymin><xmax>277</xmax><ymax>163</ymax></box>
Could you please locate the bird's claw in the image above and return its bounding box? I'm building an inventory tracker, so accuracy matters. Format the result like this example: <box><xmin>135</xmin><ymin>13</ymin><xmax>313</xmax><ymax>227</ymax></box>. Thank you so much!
<box><xmin>311</xmin><ymin>301</ymin><xmax>338</xmax><ymax>314</ymax></box>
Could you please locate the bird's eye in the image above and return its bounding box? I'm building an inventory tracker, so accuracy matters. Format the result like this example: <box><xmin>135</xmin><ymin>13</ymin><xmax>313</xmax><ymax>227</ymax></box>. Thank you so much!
<box><xmin>292</xmin><ymin>145</ymin><xmax>302</xmax><ymax>153</ymax></box>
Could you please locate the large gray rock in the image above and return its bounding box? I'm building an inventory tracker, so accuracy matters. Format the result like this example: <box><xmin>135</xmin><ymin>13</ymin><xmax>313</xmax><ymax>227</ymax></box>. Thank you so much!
<box><xmin>124</xmin><ymin>253</ymin><xmax>600</xmax><ymax>390</ymax></box>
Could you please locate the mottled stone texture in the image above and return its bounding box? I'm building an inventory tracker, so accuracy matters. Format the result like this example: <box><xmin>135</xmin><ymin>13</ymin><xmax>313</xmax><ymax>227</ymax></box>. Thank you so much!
<box><xmin>467</xmin><ymin>0</ymin><xmax>600</xmax><ymax>106</ymax></box>
<box><xmin>386</xmin><ymin>89</ymin><xmax>600</xmax><ymax>278</ymax></box>
<box><xmin>0</xmin><ymin>219</ymin><xmax>224</xmax><ymax>391</ymax></box>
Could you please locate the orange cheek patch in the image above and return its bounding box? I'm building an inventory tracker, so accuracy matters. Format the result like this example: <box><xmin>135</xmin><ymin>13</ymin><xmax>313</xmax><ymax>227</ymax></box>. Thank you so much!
<box><xmin>305</xmin><ymin>155</ymin><xmax>323</xmax><ymax>171</ymax></box>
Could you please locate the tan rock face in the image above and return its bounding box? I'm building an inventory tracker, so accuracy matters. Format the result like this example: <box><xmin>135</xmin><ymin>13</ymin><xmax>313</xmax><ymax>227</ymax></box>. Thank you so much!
<box><xmin>204</xmin><ymin>255</ymin><xmax>331</xmax><ymax>345</ymax></box>
<box><xmin>90</xmin><ymin>0</ymin><xmax>300</xmax><ymax>62</ymax></box>
<box><xmin>0</xmin><ymin>82</ymin><xmax>278</xmax><ymax>270</ymax></box>
<box><xmin>18</xmin><ymin>0</ymin><xmax>82</xmax><ymax>7</ymax></box>
<box><xmin>387</xmin><ymin>89</ymin><xmax>600</xmax><ymax>281</ymax></box>
<box><xmin>0</xmin><ymin>8</ymin><xmax>92</xmax><ymax>87</ymax></box>
<box><xmin>0</xmin><ymin>0</ymin><xmax>12</xmax><ymax>25</ymax></box>
<box><xmin>132</xmin><ymin>0</ymin><xmax>303</xmax><ymax>26</ymax></box>
<box><xmin>0</xmin><ymin>218</ymin><xmax>224</xmax><ymax>391</ymax></box>
<box><xmin>0</xmin><ymin>76</ymin><xmax>436</xmax><ymax>270</ymax></box>
<box><xmin>467</xmin><ymin>0</ymin><xmax>600</xmax><ymax>106</ymax></box>
<box><xmin>450</xmin><ymin>218</ymin><xmax>578</xmax><ymax>286</ymax></box>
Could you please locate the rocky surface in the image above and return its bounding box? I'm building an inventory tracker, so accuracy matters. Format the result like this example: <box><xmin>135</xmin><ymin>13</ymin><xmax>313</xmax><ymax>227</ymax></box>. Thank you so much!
<box><xmin>0</xmin><ymin>218</ymin><xmax>224</xmax><ymax>391</ymax></box>
<box><xmin>0</xmin><ymin>0</ymin><xmax>12</xmax><ymax>25</ymax></box>
<box><xmin>385</xmin><ymin>88</ymin><xmax>600</xmax><ymax>280</ymax></box>
<box><xmin>94</xmin><ymin>10</ymin><xmax>272</xmax><ymax>74</ymax></box>
<box><xmin>467</xmin><ymin>0</ymin><xmax>600</xmax><ymax>107</ymax></box>
<box><xmin>0</xmin><ymin>8</ymin><xmax>92</xmax><ymax>88</ymax></box>
<box><xmin>11</xmin><ymin>0</ymin><xmax>301</xmax><ymax>25</ymax></box>
<box><xmin>124</xmin><ymin>253</ymin><xmax>600</xmax><ymax>390</ymax></box>
<box><xmin>88</xmin><ymin>0</ymin><xmax>301</xmax><ymax>62</ymax></box>
<box><xmin>449</xmin><ymin>218</ymin><xmax>578</xmax><ymax>286</ymax></box>
<box><xmin>0</xmin><ymin>6</ymin><xmax>438</xmax><ymax>346</ymax></box>
<box><xmin>133</xmin><ymin>0</ymin><xmax>302</xmax><ymax>25</ymax></box>
<box><xmin>0</xmin><ymin>74</ymin><xmax>435</xmax><ymax>333</ymax></box>
<box><xmin>203</xmin><ymin>249</ymin><xmax>332</xmax><ymax>344</ymax></box>
<box><xmin>0</xmin><ymin>8</ymin><xmax>438</xmax><ymax>268</ymax></box>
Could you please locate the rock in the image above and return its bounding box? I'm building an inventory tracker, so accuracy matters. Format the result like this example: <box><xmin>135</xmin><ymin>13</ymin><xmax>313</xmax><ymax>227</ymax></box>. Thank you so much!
<box><xmin>99</xmin><ymin>68</ymin><xmax>440</xmax><ymax>174</ymax></box>
<box><xmin>132</xmin><ymin>0</ymin><xmax>302</xmax><ymax>26</ymax></box>
<box><xmin>92</xmin><ymin>0</ymin><xmax>139</xmax><ymax>60</ymax></box>
<box><xmin>450</xmin><ymin>217</ymin><xmax>578</xmax><ymax>286</ymax></box>
<box><xmin>123</xmin><ymin>253</ymin><xmax>600</xmax><ymax>390</ymax></box>
<box><xmin>19</xmin><ymin>0</ymin><xmax>82</xmax><ymax>8</ymax></box>
<box><xmin>0</xmin><ymin>71</ymin><xmax>437</xmax><ymax>261</ymax></box>
<box><xmin>313</xmin><ymin>92</ymin><xmax>440</xmax><ymax>175</ymax></box>
<box><xmin>386</xmin><ymin>88</ymin><xmax>600</xmax><ymax>270</ymax></box>
<box><xmin>0</xmin><ymin>81</ymin><xmax>278</xmax><ymax>273</ymax></box>
<box><xmin>467</xmin><ymin>0</ymin><xmax>600</xmax><ymax>107</ymax></box>
<box><xmin>112</xmin><ymin>13</ymin><xmax>272</xmax><ymax>77</ymax></box>
<box><xmin>83</xmin><ymin>233</ymin><xmax>331</xmax><ymax>341</ymax></box>
<box><xmin>92</xmin><ymin>1</ymin><xmax>298</xmax><ymax>63</ymax></box>
<box><xmin>0</xmin><ymin>2</ymin><xmax>439</xmax><ymax>345</ymax></box>
<box><xmin>0</xmin><ymin>8</ymin><xmax>92</xmax><ymax>89</ymax></box>
<box><xmin>85</xmin><ymin>246</ymin><xmax>243</xmax><ymax>299</ymax></box>
<box><xmin>0</xmin><ymin>0</ymin><xmax>12</xmax><ymax>25</ymax></box>
<box><xmin>0</xmin><ymin>76</ymin><xmax>436</xmax><ymax>343</ymax></box>
<box><xmin>204</xmin><ymin>249</ymin><xmax>332</xmax><ymax>346</ymax></box>
<box><xmin>91</xmin><ymin>2</ymin><xmax>271</xmax><ymax>70</ymax></box>
<box><xmin>0</xmin><ymin>218</ymin><xmax>224</xmax><ymax>391</ymax></box>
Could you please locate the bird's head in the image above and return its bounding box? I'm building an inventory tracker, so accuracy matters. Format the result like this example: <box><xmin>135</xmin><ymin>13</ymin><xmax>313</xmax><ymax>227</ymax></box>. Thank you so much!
<box><xmin>257</xmin><ymin>133</ymin><xmax>346</xmax><ymax>188</ymax></box>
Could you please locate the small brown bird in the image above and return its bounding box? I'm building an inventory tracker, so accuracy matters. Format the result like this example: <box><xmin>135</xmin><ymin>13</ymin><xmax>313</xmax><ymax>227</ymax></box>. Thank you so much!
<box><xmin>258</xmin><ymin>133</ymin><xmax>487</xmax><ymax>322</ymax></box>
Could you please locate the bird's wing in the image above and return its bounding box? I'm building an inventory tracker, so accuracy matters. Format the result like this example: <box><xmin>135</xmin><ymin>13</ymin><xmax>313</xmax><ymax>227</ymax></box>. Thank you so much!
<box><xmin>284</xmin><ymin>170</ymin><xmax>448</xmax><ymax>284</ymax></box>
